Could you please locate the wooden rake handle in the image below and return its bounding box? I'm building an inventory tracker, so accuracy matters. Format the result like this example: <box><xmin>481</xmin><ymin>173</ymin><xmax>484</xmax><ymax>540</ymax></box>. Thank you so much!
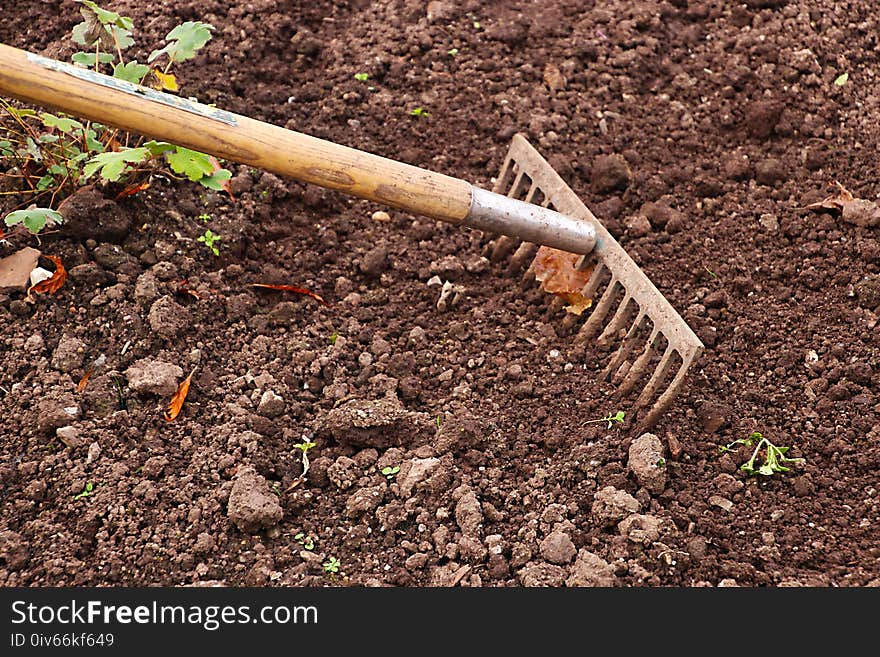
<box><xmin>0</xmin><ymin>43</ymin><xmax>472</xmax><ymax>223</ymax></box>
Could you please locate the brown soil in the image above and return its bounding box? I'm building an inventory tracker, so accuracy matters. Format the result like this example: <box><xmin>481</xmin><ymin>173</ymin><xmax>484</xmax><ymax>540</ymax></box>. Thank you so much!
<box><xmin>2</xmin><ymin>0</ymin><xmax>879</xmax><ymax>588</ymax></box>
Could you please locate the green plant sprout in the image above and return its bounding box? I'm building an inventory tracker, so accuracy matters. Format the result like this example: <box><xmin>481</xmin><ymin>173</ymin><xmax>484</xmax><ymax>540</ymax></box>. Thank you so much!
<box><xmin>294</xmin><ymin>532</ymin><xmax>315</xmax><ymax>551</ymax></box>
<box><xmin>1</xmin><ymin>1</ymin><xmax>229</xmax><ymax>237</ymax></box>
<box><xmin>833</xmin><ymin>72</ymin><xmax>849</xmax><ymax>86</ymax></box>
<box><xmin>436</xmin><ymin>414</ymin><xmax>443</xmax><ymax>428</ymax></box>
<box><xmin>409</xmin><ymin>107</ymin><xmax>430</xmax><ymax>118</ymax></box>
<box><xmin>74</xmin><ymin>482</ymin><xmax>95</xmax><ymax>500</ymax></box>
<box><xmin>323</xmin><ymin>557</ymin><xmax>340</xmax><ymax>574</ymax></box>
<box><xmin>197</xmin><ymin>229</ymin><xmax>221</xmax><ymax>255</ymax></box>
<box><xmin>198</xmin><ymin>212</ymin><xmax>211</xmax><ymax>222</ymax></box>
<box><xmin>328</xmin><ymin>332</ymin><xmax>339</xmax><ymax>345</ymax></box>
<box><xmin>720</xmin><ymin>431</ymin><xmax>805</xmax><ymax>477</ymax></box>
<box><xmin>586</xmin><ymin>410</ymin><xmax>626</xmax><ymax>429</ymax></box>
<box><xmin>447</xmin><ymin>48</ymin><xmax>459</xmax><ymax>56</ymax></box>
<box><xmin>353</xmin><ymin>72</ymin><xmax>370</xmax><ymax>81</ymax></box>
<box><xmin>381</xmin><ymin>466</ymin><xmax>400</xmax><ymax>480</ymax></box>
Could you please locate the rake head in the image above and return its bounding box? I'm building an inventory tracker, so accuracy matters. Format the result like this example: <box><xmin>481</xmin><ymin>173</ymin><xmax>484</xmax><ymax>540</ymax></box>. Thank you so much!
<box><xmin>485</xmin><ymin>135</ymin><xmax>704</xmax><ymax>432</ymax></box>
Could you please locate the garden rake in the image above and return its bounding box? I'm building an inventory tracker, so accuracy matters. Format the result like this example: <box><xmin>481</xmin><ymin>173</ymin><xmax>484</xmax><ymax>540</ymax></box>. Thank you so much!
<box><xmin>0</xmin><ymin>43</ymin><xmax>703</xmax><ymax>430</ymax></box>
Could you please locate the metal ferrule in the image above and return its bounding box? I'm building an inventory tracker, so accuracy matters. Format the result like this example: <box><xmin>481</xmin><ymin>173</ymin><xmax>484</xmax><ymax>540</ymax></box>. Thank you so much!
<box><xmin>465</xmin><ymin>186</ymin><xmax>597</xmax><ymax>255</ymax></box>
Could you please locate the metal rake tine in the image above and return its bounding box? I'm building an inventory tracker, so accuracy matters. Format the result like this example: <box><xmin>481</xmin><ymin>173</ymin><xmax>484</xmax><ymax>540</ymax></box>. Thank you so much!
<box><xmin>634</xmin><ymin>344</ymin><xmax>676</xmax><ymax>410</ymax></box>
<box><xmin>596</xmin><ymin>294</ymin><xmax>633</xmax><ymax>347</ymax></box>
<box><xmin>618</xmin><ymin>327</ymin><xmax>659</xmax><ymax>395</ymax></box>
<box><xmin>603</xmin><ymin>310</ymin><xmax>646</xmax><ymax>380</ymax></box>
<box><xmin>509</xmin><ymin>241</ymin><xmax>538</xmax><ymax>270</ymax></box>
<box><xmin>637</xmin><ymin>354</ymin><xmax>696</xmax><ymax>431</ymax></box>
<box><xmin>578</xmin><ymin>277</ymin><xmax>619</xmax><ymax>341</ymax></box>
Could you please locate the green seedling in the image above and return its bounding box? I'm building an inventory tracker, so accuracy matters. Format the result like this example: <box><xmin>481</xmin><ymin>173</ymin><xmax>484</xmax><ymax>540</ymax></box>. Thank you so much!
<box><xmin>720</xmin><ymin>431</ymin><xmax>805</xmax><ymax>477</ymax></box>
<box><xmin>586</xmin><ymin>410</ymin><xmax>626</xmax><ymax>429</ymax></box>
<box><xmin>381</xmin><ymin>465</ymin><xmax>400</xmax><ymax>480</ymax></box>
<box><xmin>329</xmin><ymin>332</ymin><xmax>338</xmax><ymax>345</ymax></box>
<box><xmin>436</xmin><ymin>414</ymin><xmax>443</xmax><ymax>428</ymax></box>
<box><xmin>271</xmin><ymin>482</ymin><xmax>281</xmax><ymax>497</ymax></box>
<box><xmin>286</xmin><ymin>439</ymin><xmax>317</xmax><ymax>492</ymax></box>
<box><xmin>409</xmin><ymin>107</ymin><xmax>430</xmax><ymax>118</ymax></box>
<box><xmin>833</xmin><ymin>72</ymin><xmax>849</xmax><ymax>86</ymax></box>
<box><xmin>1</xmin><ymin>2</ymin><xmax>229</xmax><ymax>236</ymax></box>
<box><xmin>294</xmin><ymin>440</ymin><xmax>316</xmax><ymax>454</ymax></box>
<box><xmin>704</xmin><ymin>266</ymin><xmax>718</xmax><ymax>280</ymax></box>
<box><xmin>197</xmin><ymin>229</ymin><xmax>221</xmax><ymax>255</ymax></box>
<box><xmin>656</xmin><ymin>457</ymin><xmax>666</xmax><ymax>469</ymax></box>
<box><xmin>447</xmin><ymin>48</ymin><xmax>459</xmax><ymax>56</ymax></box>
<box><xmin>353</xmin><ymin>72</ymin><xmax>370</xmax><ymax>81</ymax></box>
<box><xmin>323</xmin><ymin>556</ymin><xmax>340</xmax><ymax>574</ymax></box>
<box><xmin>294</xmin><ymin>532</ymin><xmax>315</xmax><ymax>551</ymax></box>
<box><xmin>198</xmin><ymin>212</ymin><xmax>211</xmax><ymax>222</ymax></box>
<box><xmin>74</xmin><ymin>482</ymin><xmax>95</xmax><ymax>500</ymax></box>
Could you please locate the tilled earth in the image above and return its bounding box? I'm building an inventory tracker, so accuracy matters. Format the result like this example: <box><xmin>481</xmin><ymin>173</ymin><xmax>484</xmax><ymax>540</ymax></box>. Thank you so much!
<box><xmin>1</xmin><ymin>0</ymin><xmax>879</xmax><ymax>587</ymax></box>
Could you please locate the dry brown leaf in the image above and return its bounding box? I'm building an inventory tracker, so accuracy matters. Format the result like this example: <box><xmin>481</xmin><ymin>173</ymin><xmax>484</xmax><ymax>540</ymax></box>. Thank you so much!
<box><xmin>248</xmin><ymin>283</ymin><xmax>328</xmax><ymax>306</ymax></box>
<box><xmin>532</xmin><ymin>246</ymin><xmax>594</xmax><ymax>315</ymax></box>
<box><xmin>114</xmin><ymin>181</ymin><xmax>151</xmax><ymax>200</ymax></box>
<box><xmin>76</xmin><ymin>369</ymin><xmax>93</xmax><ymax>393</ymax></box>
<box><xmin>805</xmin><ymin>181</ymin><xmax>880</xmax><ymax>228</ymax></box>
<box><xmin>27</xmin><ymin>255</ymin><xmax>66</xmax><ymax>297</ymax></box>
<box><xmin>164</xmin><ymin>367</ymin><xmax>196</xmax><ymax>422</ymax></box>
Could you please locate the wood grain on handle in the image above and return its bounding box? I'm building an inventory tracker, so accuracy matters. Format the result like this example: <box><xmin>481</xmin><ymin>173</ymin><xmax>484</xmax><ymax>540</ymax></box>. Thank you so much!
<box><xmin>0</xmin><ymin>43</ymin><xmax>473</xmax><ymax>223</ymax></box>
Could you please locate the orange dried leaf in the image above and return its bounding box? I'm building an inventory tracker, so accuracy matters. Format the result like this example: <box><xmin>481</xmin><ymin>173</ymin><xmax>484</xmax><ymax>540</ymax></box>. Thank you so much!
<box><xmin>115</xmin><ymin>181</ymin><xmax>151</xmax><ymax>200</ymax></box>
<box><xmin>28</xmin><ymin>255</ymin><xmax>67</xmax><ymax>296</ymax></box>
<box><xmin>77</xmin><ymin>369</ymin><xmax>93</xmax><ymax>393</ymax></box>
<box><xmin>532</xmin><ymin>246</ymin><xmax>594</xmax><ymax>315</ymax></box>
<box><xmin>164</xmin><ymin>367</ymin><xmax>196</xmax><ymax>422</ymax></box>
<box><xmin>248</xmin><ymin>283</ymin><xmax>328</xmax><ymax>306</ymax></box>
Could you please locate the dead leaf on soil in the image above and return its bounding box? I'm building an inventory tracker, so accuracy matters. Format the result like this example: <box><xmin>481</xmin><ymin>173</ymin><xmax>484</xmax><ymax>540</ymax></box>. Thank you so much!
<box><xmin>247</xmin><ymin>283</ymin><xmax>328</xmax><ymax>306</ymax></box>
<box><xmin>532</xmin><ymin>246</ymin><xmax>594</xmax><ymax>314</ymax></box>
<box><xmin>164</xmin><ymin>367</ymin><xmax>196</xmax><ymax>422</ymax></box>
<box><xmin>27</xmin><ymin>255</ymin><xmax>66</xmax><ymax>298</ymax></box>
<box><xmin>114</xmin><ymin>180</ymin><xmax>151</xmax><ymax>201</ymax></box>
<box><xmin>153</xmin><ymin>70</ymin><xmax>179</xmax><ymax>92</ymax></box>
<box><xmin>77</xmin><ymin>370</ymin><xmax>93</xmax><ymax>393</ymax></box>
<box><xmin>804</xmin><ymin>181</ymin><xmax>880</xmax><ymax>228</ymax></box>
<box><xmin>77</xmin><ymin>354</ymin><xmax>106</xmax><ymax>393</ymax></box>
<box><xmin>175</xmin><ymin>279</ymin><xmax>201</xmax><ymax>301</ymax></box>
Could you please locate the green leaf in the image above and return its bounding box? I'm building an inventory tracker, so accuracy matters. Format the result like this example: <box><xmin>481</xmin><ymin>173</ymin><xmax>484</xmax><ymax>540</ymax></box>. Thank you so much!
<box><xmin>83</xmin><ymin>146</ymin><xmax>150</xmax><ymax>181</ymax></box>
<box><xmin>148</xmin><ymin>21</ymin><xmax>214</xmax><ymax>64</ymax></box>
<box><xmin>165</xmin><ymin>146</ymin><xmax>214</xmax><ymax>181</ymax></box>
<box><xmin>833</xmin><ymin>72</ymin><xmax>849</xmax><ymax>86</ymax></box>
<box><xmin>354</xmin><ymin>72</ymin><xmax>370</xmax><ymax>81</ymax></box>
<box><xmin>79</xmin><ymin>1</ymin><xmax>122</xmax><ymax>26</ymax></box>
<box><xmin>198</xmin><ymin>168</ymin><xmax>231</xmax><ymax>191</ymax></box>
<box><xmin>112</xmin><ymin>61</ymin><xmax>150</xmax><ymax>84</ymax></box>
<box><xmin>4</xmin><ymin>207</ymin><xmax>64</xmax><ymax>235</ymax></box>
<box><xmin>72</xmin><ymin>51</ymin><xmax>115</xmax><ymax>67</ymax></box>
<box><xmin>143</xmin><ymin>140</ymin><xmax>174</xmax><ymax>156</ymax></box>
<box><xmin>110</xmin><ymin>24</ymin><xmax>134</xmax><ymax>50</ymax></box>
<box><xmin>40</xmin><ymin>113</ymin><xmax>83</xmax><ymax>133</ymax></box>
<box><xmin>82</xmin><ymin>128</ymin><xmax>105</xmax><ymax>153</ymax></box>
<box><xmin>0</xmin><ymin>140</ymin><xmax>13</xmax><ymax>157</ymax></box>
<box><xmin>48</xmin><ymin>164</ymin><xmax>68</xmax><ymax>176</ymax></box>
<box><xmin>757</xmin><ymin>464</ymin><xmax>775</xmax><ymax>476</ymax></box>
<box><xmin>36</xmin><ymin>175</ymin><xmax>55</xmax><ymax>191</ymax></box>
